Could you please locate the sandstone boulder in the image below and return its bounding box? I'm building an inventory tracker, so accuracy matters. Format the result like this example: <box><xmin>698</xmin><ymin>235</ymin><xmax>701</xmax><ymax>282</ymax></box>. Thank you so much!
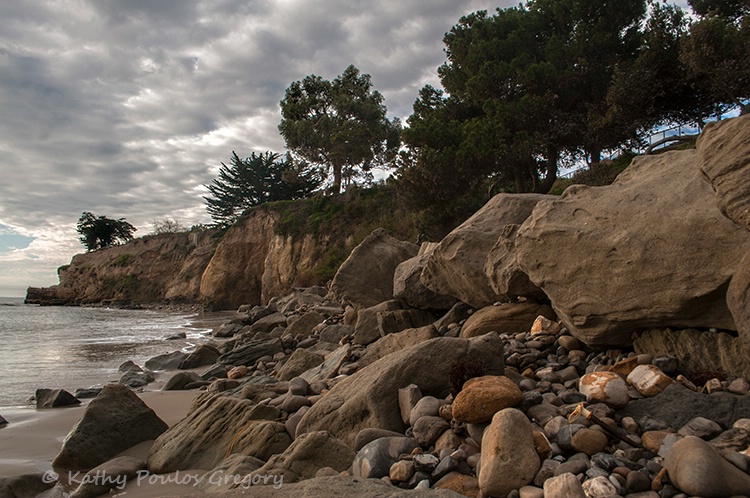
<box><xmin>352</xmin><ymin>437</ymin><xmax>419</xmax><ymax>478</ymax></box>
<box><xmin>277</xmin><ymin>348</ymin><xmax>324</xmax><ymax>381</ymax></box>
<box><xmin>69</xmin><ymin>456</ymin><xmax>145</xmax><ymax>498</ymax></box>
<box><xmin>353</xmin><ymin>300</ymin><xmax>402</xmax><ymax>345</ymax></box>
<box><xmin>664</xmin><ymin>435</ymin><xmax>750</xmax><ymax>497</ymax></box>
<box><xmin>53</xmin><ymin>384</ymin><xmax>168</xmax><ymax>471</ymax></box>
<box><xmin>296</xmin><ymin>333</ymin><xmax>504</xmax><ymax>447</ymax></box>
<box><xmin>248</xmin><ymin>431</ymin><xmax>354</xmax><ymax>484</ymax></box>
<box><xmin>728</xmin><ymin>252</ymin><xmax>750</xmax><ymax>355</ymax></box>
<box><xmin>460</xmin><ymin>303</ymin><xmax>555</xmax><ymax>339</ymax></box>
<box><xmin>393</xmin><ymin>243</ymin><xmax>457</xmax><ymax>311</ymax></box>
<box><xmin>697</xmin><ymin>115</ymin><xmax>750</xmax><ymax>232</ymax></box>
<box><xmin>359</xmin><ymin>325</ymin><xmax>439</xmax><ymax>367</ymax></box>
<box><xmin>479</xmin><ymin>408</ymin><xmax>540</xmax><ymax>496</ymax></box>
<box><xmin>331</xmin><ymin>228</ymin><xmax>419</xmax><ymax>309</ymax></box>
<box><xmin>0</xmin><ymin>474</ymin><xmax>55</xmax><ymax>498</ymax></box>
<box><xmin>634</xmin><ymin>327</ymin><xmax>750</xmax><ymax>380</ymax></box>
<box><xmin>422</xmin><ymin>193</ymin><xmax>552</xmax><ymax>309</ymax></box>
<box><xmin>147</xmin><ymin>392</ymin><xmax>281</xmax><ymax>473</ymax></box>
<box><xmin>516</xmin><ymin>148</ymin><xmax>750</xmax><ymax>346</ymax></box>
<box><xmin>218</xmin><ymin>338</ymin><xmax>283</xmax><ymax>366</ymax></box>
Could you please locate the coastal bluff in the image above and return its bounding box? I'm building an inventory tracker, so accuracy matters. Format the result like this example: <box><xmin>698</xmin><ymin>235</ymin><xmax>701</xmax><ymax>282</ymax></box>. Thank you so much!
<box><xmin>25</xmin><ymin>202</ymin><xmax>371</xmax><ymax>310</ymax></box>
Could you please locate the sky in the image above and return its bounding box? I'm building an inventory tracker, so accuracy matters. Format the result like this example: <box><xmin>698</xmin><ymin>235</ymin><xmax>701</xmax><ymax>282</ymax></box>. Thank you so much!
<box><xmin>0</xmin><ymin>0</ymin><xmax>691</xmax><ymax>297</ymax></box>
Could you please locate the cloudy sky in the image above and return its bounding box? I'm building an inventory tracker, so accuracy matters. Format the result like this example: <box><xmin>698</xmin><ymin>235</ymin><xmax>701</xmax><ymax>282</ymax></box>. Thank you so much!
<box><xmin>0</xmin><ymin>0</ymin><xmax>691</xmax><ymax>297</ymax></box>
<box><xmin>0</xmin><ymin>0</ymin><xmax>520</xmax><ymax>296</ymax></box>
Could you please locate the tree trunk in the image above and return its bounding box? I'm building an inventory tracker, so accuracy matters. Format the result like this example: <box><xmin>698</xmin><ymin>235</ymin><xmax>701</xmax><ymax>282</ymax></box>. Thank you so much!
<box><xmin>332</xmin><ymin>163</ymin><xmax>343</xmax><ymax>194</ymax></box>
<box><xmin>588</xmin><ymin>147</ymin><xmax>602</xmax><ymax>165</ymax></box>
<box><xmin>535</xmin><ymin>146</ymin><xmax>558</xmax><ymax>194</ymax></box>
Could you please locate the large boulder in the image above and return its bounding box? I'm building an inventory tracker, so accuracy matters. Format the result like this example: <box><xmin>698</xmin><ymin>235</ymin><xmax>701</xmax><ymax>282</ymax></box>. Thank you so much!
<box><xmin>52</xmin><ymin>384</ymin><xmax>168</xmax><ymax>471</ymax></box>
<box><xmin>697</xmin><ymin>116</ymin><xmax>750</xmax><ymax>356</ymax></box>
<box><xmin>0</xmin><ymin>474</ymin><xmax>55</xmax><ymax>498</ymax></box>
<box><xmin>664</xmin><ymin>436</ymin><xmax>750</xmax><ymax>497</ymax></box>
<box><xmin>35</xmin><ymin>388</ymin><xmax>80</xmax><ymax>409</ymax></box>
<box><xmin>218</xmin><ymin>338</ymin><xmax>283</xmax><ymax>366</ymax></box>
<box><xmin>728</xmin><ymin>252</ymin><xmax>750</xmax><ymax>353</ymax></box>
<box><xmin>460</xmin><ymin>303</ymin><xmax>556</xmax><ymax>338</ymax></box>
<box><xmin>393</xmin><ymin>243</ymin><xmax>457</xmax><ymax>311</ymax></box>
<box><xmin>147</xmin><ymin>392</ymin><xmax>281</xmax><ymax>473</ymax></box>
<box><xmin>478</xmin><ymin>408</ymin><xmax>540</xmax><ymax>496</ymax></box>
<box><xmin>331</xmin><ymin>228</ymin><xmax>419</xmax><ymax>309</ymax></box>
<box><xmin>295</xmin><ymin>333</ymin><xmax>504</xmax><ymax>447</ymax></box>
<box><xmin>697</xmin><ymin>115</ymin><xmax>750</xmax><ymax>232</ymax></box>
<box><xmin>247</xmin><ymin>431</ymin><xmax>355</xmax><ymax>484</ymax></box>
<box><xmin>359</xmin><ymin>325</ymin><xmax>440</xmax><ymax>367</ymax></box>
<box><xmin>634</xmin><ymin>327</ymin><xmax>750</xmax><ymax>380</ymax></box>
<box><xmin>516</xmin><ymin>148</ymin><xmax>750</xmax><ymax>346</ymax></box>
<box><xmin>421</xmin><ymin>193</ymin><xmax>552</xmax><ymax>309</ymax></box>
<box><xmin>179</xmin><ymin>344</ymin><xmax>220</xmax><ymax>369</ymax></box>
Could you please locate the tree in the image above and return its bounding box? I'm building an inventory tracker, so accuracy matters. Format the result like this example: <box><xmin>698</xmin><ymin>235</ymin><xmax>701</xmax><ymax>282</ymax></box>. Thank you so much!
<box><xmin>681</xmin><ymin>0</ymin><xmax>749</xmax><ymax>116</ymax></box>
<box><xmin>279</xmin><ymin>65</ymin><xmax>401</xmax><ymax>193</ymax></box>
<box><xmin>203</xmin><ymin>151</ymin><xmax>320</xmax><ymax>227</ymax></box>
<box><xmin>77</xmin><ymin>212</ymin><xmax>136</xmax><ymax>251</ymax></box>
<box><xmin>151</xmin><ymin>218</ymin><xmax>186</xmax><ymax>234</ymax></box>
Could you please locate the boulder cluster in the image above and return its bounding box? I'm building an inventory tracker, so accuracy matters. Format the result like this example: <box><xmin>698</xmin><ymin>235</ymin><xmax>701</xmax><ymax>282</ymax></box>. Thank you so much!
<box><xmin>11</xmin><ymin>114</ymin><xmax>750</xmax><ymax>498</ymax></box>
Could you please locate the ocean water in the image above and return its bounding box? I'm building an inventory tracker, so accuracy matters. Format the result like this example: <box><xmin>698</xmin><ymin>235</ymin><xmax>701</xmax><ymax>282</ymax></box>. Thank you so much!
<box><xmin>0</xmin><ymin>297</ymin><xmax>223</xmax><ymax>407</ymax></box>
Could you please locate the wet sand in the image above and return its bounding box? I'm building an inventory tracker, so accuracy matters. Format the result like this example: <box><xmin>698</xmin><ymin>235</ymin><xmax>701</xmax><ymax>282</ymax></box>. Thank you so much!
<box><xmin>0</xmin><ymin>390</ymin><xmax>207</xmax><ymax>497</ymax></box>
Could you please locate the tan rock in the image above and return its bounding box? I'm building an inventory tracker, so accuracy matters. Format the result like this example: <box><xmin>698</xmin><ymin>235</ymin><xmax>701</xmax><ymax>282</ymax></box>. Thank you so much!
<box><xmin>530</xmin><ymin>315</ymin><xmax>560</xmax><ymax>335</ymax></box>
<box><xmin>393</xmin><ymin>243</ymin><xmax>458</xmax><ymax>311</ymax></box>
<box><xmin>479</xmin><ymin>408</ymin><xmax>540</xmax><ymax>497</ymax></box>
<box><xmin>331</xmin><ymin>228</ymin><xmax>419</xmax><ymax>309</ymax></box>
<box><xmin>579</xmin><ymin>372</ymin><xmax>630</xmax><ymax>408</ymax></box>
<box><xmin>517</xmin><ymin>147</ymin><xmax>750</xmax><ymax>346</ymax></box>
<box><xmin>642</xmin><ymin>431</ymin><xmax>670</xmax><ymax>453</ymax></box>
<box><xmin>422</xmin><ymin>193</ymin><xmax>553</xmax><ymax>309</ymax></box>
<box><xmin>664</xmin><ymin>435</ymin><xmax>750</xmax><ymax>497</ymax></box>
<box><xmin>434</xmin><ymin>471</ymin><xmax>480</xmax><ymax>498</ymax></box>
<box><xmin>389</xmin><ymin>460</ymin><xmax>415</xmax><ymax>482</ymax></box>
<box><xmin>296</xmin><ymin>333</ymin><xmax>504</xmax><ymax>447</ymax></box>
<box><xmin>634</xmin><ymin>328</ymin><xmax>750</xmax><ymax>381</ymax></box>
<box><xmin>248</xmin><ymin>431</ymin><xmax>355</xmax><ymax>484</ymax></box>
<box><xmin>627</xmin><ymin>364</ymin><xmax>673</xmax><ymax>397</ymax></box>
<box><xmin>227</xmin><ymin>365</ymin><xmax>249</xmax><ymax>380</ymax></box>
<box><xmin>533</xmin><ymin>430</ymin><xmax>552</xmax><ymax>461</ymax></box>
<box><xmin>359</xmin><ymin>325</ymin><xmax>439</xmax><ymax>367</ymax></box>
<box><xmin>543</xmin><ymin>473</ymin><xmax>586</xmax><ymax>498</ymax></box>
<box><xmin>610</xmin><ymin>356</ymin><xmax>639</xmax><ymax>377</ymax></box>
<box><xmin>147</xmin><ymin>392</ymin><xmax>281</xmax><ymax>473</ymax></box>
<box><xmin>460</xmin><ymin>303</ymin><xmax>556</xmax><ymax>339</ymax></box>
<box><xmin>452</xmin><ymin>375</ymin><xmax>523</xmax><ymax>424</ymax></box>
<box><xmin>571</xmin><ymin>428</ymin><xmax>608</xmax><ymax>456</ymax></box>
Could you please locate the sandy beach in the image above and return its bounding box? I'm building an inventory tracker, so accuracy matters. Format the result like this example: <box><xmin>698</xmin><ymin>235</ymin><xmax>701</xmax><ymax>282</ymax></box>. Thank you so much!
<box><xmin>0</xmin><ymin>389</ymin><xmax>208</xmax><ymax>497</ymax></box>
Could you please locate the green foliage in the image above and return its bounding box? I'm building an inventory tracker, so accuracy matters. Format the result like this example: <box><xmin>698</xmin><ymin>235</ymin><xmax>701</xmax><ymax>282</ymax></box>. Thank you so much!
<box><xmin>680</xmin><ymin>7</ymin><xmax>749</xmax><ymax>116</ymax></box>
<box><xmin>263</xmin><ymin>184</ymin><xmax>422</xmax><ymax>281</ymax></box>
<box><xmin>77</xmin><ymin>212</ymin><xmax>136</xmax><ymax>252</ymax></box>
<box><xmin>550</xmin><ymin>154</ymin><xmax>635</xmax><ymax>195</ymax></box>
<box><xmin>397</xmin><ymin>0</ymin><xmax>651</xmax><ymax>223</ymax></box>
<box><xmin>279</xmin><ymin>65</ymin><xmax>401</xmax><ymax>193</ymax></box>
<box><xmin>204</xmin><ymin>151</ymin><xmax>320</xmax><ymax>228</ymax></box>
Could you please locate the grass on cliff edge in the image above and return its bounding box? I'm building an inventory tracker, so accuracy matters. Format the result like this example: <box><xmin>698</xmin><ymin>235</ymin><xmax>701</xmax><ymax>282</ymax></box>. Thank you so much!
<box><xmin>257</xmin><ymin>185</ymin><xmax>422</xmax><ymax>281</ymax></box>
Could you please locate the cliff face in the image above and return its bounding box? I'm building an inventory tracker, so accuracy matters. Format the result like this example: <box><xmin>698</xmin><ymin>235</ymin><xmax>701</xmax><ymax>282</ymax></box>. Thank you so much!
<box><xmin>199</xmin><ymin>209</ymin><xmax>340</xmax><ymax>310</ymax></box>
<box><xmin>27</xmin><ymin>231</ymin><xmax>218</xmax><ymax>306</ymax></box>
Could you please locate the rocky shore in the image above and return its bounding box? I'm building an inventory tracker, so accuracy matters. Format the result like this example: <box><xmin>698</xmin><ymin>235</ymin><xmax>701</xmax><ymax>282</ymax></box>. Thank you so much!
<box><xmin>2</xmin><ymin>115</ymin><xmax>750</xmax><ymax>498</ymax></box>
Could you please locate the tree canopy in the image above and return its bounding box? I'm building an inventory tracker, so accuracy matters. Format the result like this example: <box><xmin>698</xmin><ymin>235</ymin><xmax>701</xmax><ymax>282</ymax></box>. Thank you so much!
<box><xmin>395</xmin><ymin>0</ymin><xmax>748</xmax><ymax>234</ymax></box>
<box><xmin>77</xmin><ymin>212</ymin><xmax>136</xmax><ymax>251</ymax></box>
<box><xmin>279</xmin><ymin>64</ymin><xmax>401</xmax><ymax>193</ymax></box>
<box><xmin>204</xmin><ymin>151</ymin><xmax>320</xmax><ymax>227</ymax></box>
